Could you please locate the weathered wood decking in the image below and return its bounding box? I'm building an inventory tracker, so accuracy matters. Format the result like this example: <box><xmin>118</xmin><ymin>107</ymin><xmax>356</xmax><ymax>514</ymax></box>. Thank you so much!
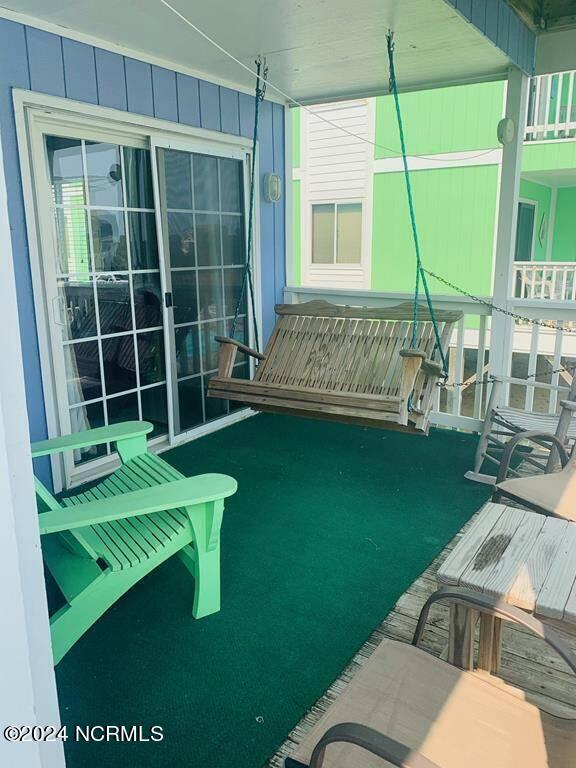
<box><xmin>268</xmin><ymin>511</ymin><xmax>576</xmax><ymax>768</ymax></box>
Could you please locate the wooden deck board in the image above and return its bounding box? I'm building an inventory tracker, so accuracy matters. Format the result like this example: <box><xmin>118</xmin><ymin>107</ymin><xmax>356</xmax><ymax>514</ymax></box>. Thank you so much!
<box><xmin>267</xmin><ymin>510</ymin><xmax>576</xmax><ymax>768</ymax></box>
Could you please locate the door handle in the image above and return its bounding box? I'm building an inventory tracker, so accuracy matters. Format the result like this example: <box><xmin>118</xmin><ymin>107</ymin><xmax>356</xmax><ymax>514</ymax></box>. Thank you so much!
<box><xmin>52</xmin><ymin>295</ymin><xmax>67</xmax><ymax>326</ymax></box>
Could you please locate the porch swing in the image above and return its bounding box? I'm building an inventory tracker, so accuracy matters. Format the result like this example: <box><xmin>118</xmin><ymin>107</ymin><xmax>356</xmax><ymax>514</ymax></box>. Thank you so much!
<box><xmin>207</xmin><ymin>36</ymin><xmax>462</xmax><ymax>434</ymax></box>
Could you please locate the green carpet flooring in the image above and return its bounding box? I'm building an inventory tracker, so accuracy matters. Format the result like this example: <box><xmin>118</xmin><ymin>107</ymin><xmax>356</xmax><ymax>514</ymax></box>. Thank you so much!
<box><xmin>55</xmin><ymin>414</ymin><xmax>488</xmax><ymax>768</ymax></box>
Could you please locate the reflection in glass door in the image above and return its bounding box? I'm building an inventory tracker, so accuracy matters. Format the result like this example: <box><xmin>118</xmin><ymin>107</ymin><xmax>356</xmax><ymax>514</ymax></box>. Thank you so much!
<box><xmin>46</xmin><ymin>135</ymin><xmax>169</xmax><ymax>466</ymax></box>
<box><xmin>155</xmin><ymin>147</ymin><xmax>251</xmax><ymax>436</ymax></box>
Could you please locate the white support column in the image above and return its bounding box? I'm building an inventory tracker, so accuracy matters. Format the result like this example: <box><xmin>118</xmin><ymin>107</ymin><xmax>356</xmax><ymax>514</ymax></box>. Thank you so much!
<box><xmin>489</xmin><ymin>67</ymin><xmax>529</xmax><ymax>395</ymax></box>
<box><xmin>0</xmin><ymin>118</ymin><xmax>64</xmax><ymax>765</ymax></box>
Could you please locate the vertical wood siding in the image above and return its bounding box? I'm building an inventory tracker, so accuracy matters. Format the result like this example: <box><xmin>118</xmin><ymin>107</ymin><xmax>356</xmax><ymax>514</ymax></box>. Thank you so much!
<box><xmin>0</xmin><ymin>18</ymin><xmax>285</xmax><ymax>475</ymax></box>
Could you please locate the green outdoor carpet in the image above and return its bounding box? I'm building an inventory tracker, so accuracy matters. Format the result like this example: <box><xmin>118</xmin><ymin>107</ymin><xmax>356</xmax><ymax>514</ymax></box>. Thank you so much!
<box><xmin>54</xmin><ymin>413</ymin><xmax>489</xmax><ymax>768</ymax></box>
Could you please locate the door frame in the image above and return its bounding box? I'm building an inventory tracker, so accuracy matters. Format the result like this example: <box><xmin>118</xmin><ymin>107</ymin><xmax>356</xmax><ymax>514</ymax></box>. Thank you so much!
<box><xmin>14</xmin><ymin>89</ymin><xmax>260</xmax><ymax>490</ymax></box>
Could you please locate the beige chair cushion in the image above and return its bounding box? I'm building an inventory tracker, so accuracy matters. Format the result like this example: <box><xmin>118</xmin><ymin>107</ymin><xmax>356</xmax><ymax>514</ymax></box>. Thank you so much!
<box><xmin>290</xmin><ymin>640</ymin><xmax>575</xmax><ymax>768</ymax></box>
<box><xmin>497</xmin><ymin>461</ymin><xmax>576</xmax><ymax>520</ymax></box>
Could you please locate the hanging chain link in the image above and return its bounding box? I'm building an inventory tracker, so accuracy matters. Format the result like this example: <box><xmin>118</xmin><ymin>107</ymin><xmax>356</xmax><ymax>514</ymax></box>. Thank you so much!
<box><xmin>422</xmin><ymin>267</ymin><xmax>576</xmax><ymax>334</ymax></box>
<box><xmin>418</xmin><ymin>267</ymin><xmax>576</xmax><ymax>390</ymax></box>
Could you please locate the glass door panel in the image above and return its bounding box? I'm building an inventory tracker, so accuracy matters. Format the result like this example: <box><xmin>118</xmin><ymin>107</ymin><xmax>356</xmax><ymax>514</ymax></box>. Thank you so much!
<box><xmin>155</xmin><ymin>146</ymin><xmax>250</xmax><ymax>436</ymax></box>
<box><xmin>45</xmin><ymin>134</ymin><xmax>170</xmax><ymax>468</ymax></box>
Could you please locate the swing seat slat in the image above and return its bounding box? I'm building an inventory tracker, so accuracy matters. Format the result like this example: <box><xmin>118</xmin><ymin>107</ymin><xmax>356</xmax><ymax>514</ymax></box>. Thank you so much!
<box><xmin>208</xmin><ymin>301</ymin><xmax>461</xmax><ymax>434</ymax></box>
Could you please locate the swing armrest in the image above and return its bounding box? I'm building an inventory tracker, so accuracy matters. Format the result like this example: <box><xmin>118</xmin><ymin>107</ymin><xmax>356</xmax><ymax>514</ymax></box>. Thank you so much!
<box><xmin>421</xmin><ymin>359</ymin><xmax>443</xmax><ymax>378</ymax></box>
<box><xmin>399</xmin><ymin>350</ymin><xmax>443</xmax><ymax>379</ymax></box>
<box><xmin>214</xmin><ymin>337</ymin><xmax>265</xmax><ymax>361</ymax></box>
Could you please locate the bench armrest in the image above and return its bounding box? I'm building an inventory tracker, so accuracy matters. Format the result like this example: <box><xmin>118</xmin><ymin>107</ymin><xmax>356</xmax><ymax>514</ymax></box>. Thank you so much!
<box><xmin>414</xmin><ymin>587</ymin><xmax>576</xmax><ymax>676</ymax></box>
<box><xmin>495</xmin><ymin>429</ymin><xmax>569</xmax><ymax>484</ymax></box>
<box><xmin>288</xmin><ymin>723</ymin><xmax>439</xmax><ymax>768</ymax></box>
<box><xmin>214</xmin><ymin>336</ymin><xmax>265</xmax><ymax>361</ymax></box>
<box><xmin>38</xmin><ymin>473</ymin><xmax>237</xmax><ymax>534</ymax></box>
<box><xmin>31</xmin><ymin>421</ymin><xmax>153</xmax><ymax>458</ymax></box>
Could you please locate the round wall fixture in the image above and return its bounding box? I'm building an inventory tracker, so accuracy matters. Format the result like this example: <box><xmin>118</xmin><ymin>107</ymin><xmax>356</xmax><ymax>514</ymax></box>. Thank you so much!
<box><xmin>497</xmin><ymin>117</ymin><xmax>515</xmax><ymax>145</ymax></box>
<box><xmin>263</xmin><ymin>173</ymin><xmax>282</xmax><ymax>203</ymax></box>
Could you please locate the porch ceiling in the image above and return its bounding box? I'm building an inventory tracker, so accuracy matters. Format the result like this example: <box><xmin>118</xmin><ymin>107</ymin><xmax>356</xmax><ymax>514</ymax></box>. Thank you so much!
<box><xmin>523</xmin><ymin>168</ymin><xmax>576</xmax><ymax>186</ymax></box>
<box><xmin>0</xmin><ymin>0</ymin><xmax>513</xmax><ymax>103</ymax></box>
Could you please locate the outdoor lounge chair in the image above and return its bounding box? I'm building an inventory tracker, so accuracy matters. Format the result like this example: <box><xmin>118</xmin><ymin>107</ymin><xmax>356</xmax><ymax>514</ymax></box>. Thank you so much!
<box><xmin>285</xmin><ymin>588</ymin><xmax>576</xmax><ymax>768</ymax></box>
<box><xmin>494</xmin><ymin>400</ymin><xmax>576</xmax><ymax>519</ymax></box>
<box><xmin>465</xmin><ymin>373</ymin><xmax>576</xmax><ymax>484</ymax></box>
<box><xmin>32</xmin><ymin>420</ymin><xmax>237</xmax><ymax>664</ymax></box>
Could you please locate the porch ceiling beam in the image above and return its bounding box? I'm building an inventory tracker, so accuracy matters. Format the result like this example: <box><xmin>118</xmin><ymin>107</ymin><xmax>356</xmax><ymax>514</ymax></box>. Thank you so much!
<box><xmin>535</xmin><ymin>28</ymin><xmax>576</xmax><ymax>74</ymax></box>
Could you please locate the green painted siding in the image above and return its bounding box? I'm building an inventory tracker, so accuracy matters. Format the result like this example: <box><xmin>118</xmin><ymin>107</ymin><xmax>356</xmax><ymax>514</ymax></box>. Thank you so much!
<box><xmin>375</xmin><ymin>82</ymin><xmax>504</xmax><ymax>159</ymax></box>
<box><xmin>523</xmin><ymin>142</ymin><xmax>576</xmax><ymax>172</ymax></box>
<box><xmin>292</xmin><ymin>107</ymin><xmax>300</xmax><ymax>169</ymax></box>
<box><xmin>371</xmin><ymin>165</ymin><xmax>498</xmax><ymax>294</ymax></box>
<box><xmin>292</xmin><ymin>180</ymin><xmax>301</xmax><ymax>284</ymax></box>
<box><xmin>552</xmin><ymin>187</ymin><xmax>576</xmax><ymax>261</ymax></box>
<box><xmin>518</xmin><ymin>179</ymin><xmax>551</xmax><ymax>261</ymax></box>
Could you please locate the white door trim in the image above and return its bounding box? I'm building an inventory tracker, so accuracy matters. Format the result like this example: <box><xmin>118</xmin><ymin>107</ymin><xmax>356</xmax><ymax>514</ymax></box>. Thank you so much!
<box><xmin>14</xmin><ymin>89</ymin><xmax>258</xmax><ymax>488</ymax></box>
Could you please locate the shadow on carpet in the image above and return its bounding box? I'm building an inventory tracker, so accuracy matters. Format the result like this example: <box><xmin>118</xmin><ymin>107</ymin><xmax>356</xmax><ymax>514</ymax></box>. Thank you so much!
<box><xmin>55</xmin><ymin>413</ymin><xmax>489</xmax><ymax>768</ymax></box>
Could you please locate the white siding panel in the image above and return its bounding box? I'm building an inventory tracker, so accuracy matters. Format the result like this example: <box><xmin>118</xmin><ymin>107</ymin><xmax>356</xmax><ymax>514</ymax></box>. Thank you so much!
<box><xmin>301</xmin><ymin>99</ymin><xmax>373</xmax><ymax>289</ymax></box>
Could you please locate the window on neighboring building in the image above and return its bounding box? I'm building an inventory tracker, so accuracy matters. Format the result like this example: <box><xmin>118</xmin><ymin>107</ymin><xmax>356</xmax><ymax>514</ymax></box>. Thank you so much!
<box><xmin>311</xmin><ymin>202</ymin><xmax>362</xmax><ymax>264</ymax></box>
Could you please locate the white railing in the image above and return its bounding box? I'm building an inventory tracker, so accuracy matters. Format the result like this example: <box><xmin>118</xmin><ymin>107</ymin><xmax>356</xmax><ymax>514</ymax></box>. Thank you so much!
<box><xmin>514</xmin><ymin>262</ymin><xmax>576</xmax><ymax>300</ymax></box>
<box><xmin>525</xmin><ymin>71</ymin><xmax>576</xmax><ymax>141</ymax></box>
<box><xmin>284</xmin><ymin>286</ymin><xmax>576</xmax><ymax>433</ymax></box>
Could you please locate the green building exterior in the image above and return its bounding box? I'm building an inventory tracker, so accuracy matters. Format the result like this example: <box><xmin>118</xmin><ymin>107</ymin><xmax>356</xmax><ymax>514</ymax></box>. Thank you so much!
<box><xmin>291</xmin><ymin>75</ymin><xmax>576</xmax><ymax>296</ymax></box>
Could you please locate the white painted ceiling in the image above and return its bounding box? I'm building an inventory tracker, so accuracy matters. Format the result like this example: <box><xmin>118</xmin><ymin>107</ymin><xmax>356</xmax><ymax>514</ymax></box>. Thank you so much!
<box><xmin>523</xmin><ymin>168</ymin><xmax>576</xmax><ymax>187</ymax></box>
<box><xmin>0</xmin><ymin>0</ymin><xmax>512</xmax><ymax>102</ymax></box>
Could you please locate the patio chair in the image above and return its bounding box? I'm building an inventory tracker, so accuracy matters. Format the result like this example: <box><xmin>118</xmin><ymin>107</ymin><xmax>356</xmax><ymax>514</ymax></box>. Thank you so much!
<box><xmin>208</xmin><ymin>301</ymin><xmax>461</xmax><ymax>435</ymax></box>
<box><xmin>493</xmin><ymin>400</ymin><xmax>576</xmax><ymax>519</ymax></box>
<box><xmin>465</xmin><ymin>373</ymin><xmax>576</xmax><ymax>484</ymax></box>
<box><xmin>32</xmin><ymin>420</ymin><xmax>237</xmax><ymax>664</ymax></box>
<box><xmin>285</xmin><ymin>587</ymin><xmax>576</xmax><ymax>768</ymax></box>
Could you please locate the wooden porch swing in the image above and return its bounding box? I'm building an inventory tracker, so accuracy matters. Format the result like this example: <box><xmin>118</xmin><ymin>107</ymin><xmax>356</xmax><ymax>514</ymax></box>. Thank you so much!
<box><xmin>208</xmin><ymin>35</ymin><xmax>461</xmax><ymax>435</ymax></box>
<box><xmin>208</xmin><ymin>300</ymin><xmax>461</xmax><ymax>433</ymax></box>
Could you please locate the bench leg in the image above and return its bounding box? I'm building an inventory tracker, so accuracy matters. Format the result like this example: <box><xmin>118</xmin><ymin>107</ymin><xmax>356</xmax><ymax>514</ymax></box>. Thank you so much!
<box><xmin>184</xmin><ymin>500</ymin><xmax>224</xmax><ymax>619</ymax></box>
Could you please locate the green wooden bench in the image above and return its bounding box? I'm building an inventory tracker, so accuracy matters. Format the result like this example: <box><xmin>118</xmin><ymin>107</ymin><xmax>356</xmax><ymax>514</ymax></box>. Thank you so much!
<box><xmin>33</xmin><ymin>421</ymin><xmax>237</xmax><ymax>664</ymax></box>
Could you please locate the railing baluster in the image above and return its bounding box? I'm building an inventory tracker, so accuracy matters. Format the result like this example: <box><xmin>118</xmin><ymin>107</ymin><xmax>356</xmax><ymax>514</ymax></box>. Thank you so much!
<box><xmin>525</xmin><ymin>323</ymin><xmax>540</xmax><ymax>412</ymax></box>
<box><xmin>561</xmin><ymin>266</ymin><xmax>569</xmax><ymax>301</ymax></box>
<box><xmin>473</xmin><ymin>315</ymin><xmax>487</xmax><ymax>419</ymax></box>
<box><xmin>550</xmin><ymin>322</ymin><xmax>564</xmax><ymax>414</ymax></box>
<box><xmin>551</xmin><ymin>266</ymin><xmax>558</xmax><ymax>300</ymax></box>
<box><xmin>452</xmin><ymin>316</ymin><xmax>465</xmax><ymax>417</ymax></box>
<box><xmin>566</xmin><ymin>72</ymin><xmax>574</xmax><ymax>135</ymax></box>
<box><xmin>554</xmin><ymin>72</ymin><xmax>563</xmax><ymax>137</ymax></box>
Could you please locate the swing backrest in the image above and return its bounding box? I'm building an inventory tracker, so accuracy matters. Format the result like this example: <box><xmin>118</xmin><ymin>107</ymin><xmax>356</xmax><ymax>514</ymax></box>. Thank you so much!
<box><xmin>255</xmin><ymin>301</ymin><xmax>461</xmax><ymax>398</ymax></box>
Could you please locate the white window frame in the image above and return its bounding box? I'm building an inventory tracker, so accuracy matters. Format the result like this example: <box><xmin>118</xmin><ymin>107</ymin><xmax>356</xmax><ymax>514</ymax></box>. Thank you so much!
<box><xmin>310</xmin><ymin>200</ymin><xmax>364</xmax><ymax>267</ymax></box>
<box><xmin>14</xmin><ymin>89</ymin><xmax>261</xmax><ymax>491</ymax></box>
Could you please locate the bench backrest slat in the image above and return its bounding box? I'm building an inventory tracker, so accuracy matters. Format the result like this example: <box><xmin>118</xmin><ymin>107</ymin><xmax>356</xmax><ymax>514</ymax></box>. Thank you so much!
<box><xmin>256</xmin><ymin>302</ymin><xmax>461</xmax><ymax>397</ymax></box>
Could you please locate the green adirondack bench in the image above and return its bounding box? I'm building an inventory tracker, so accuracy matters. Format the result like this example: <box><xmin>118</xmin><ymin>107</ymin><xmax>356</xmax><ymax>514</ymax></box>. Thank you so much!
<box><xmin>32</xmin><ymin>420</ymin><xmax>237</xmax><ymax>665</ymax></box>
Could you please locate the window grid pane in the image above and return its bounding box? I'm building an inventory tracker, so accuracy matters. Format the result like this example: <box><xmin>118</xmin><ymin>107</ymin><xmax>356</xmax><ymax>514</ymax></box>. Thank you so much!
<box><xmin>46</xmin><ymin>135</ymin><xmax>169</xmax><ymax>466</ymax></box>
<box><xmin>336</xmin><ymin>203</ymin><xmax>362</xmax><ymax>264</ymax></box>
<box><xmin>312</xmin><ymin>203</ymin><xmax>335</xmax><ymax>264</ymax></box>
<box><xmin>162</xmin><ymin>149</ymin><xmax>247</xmax><ymax>434</ymax></box>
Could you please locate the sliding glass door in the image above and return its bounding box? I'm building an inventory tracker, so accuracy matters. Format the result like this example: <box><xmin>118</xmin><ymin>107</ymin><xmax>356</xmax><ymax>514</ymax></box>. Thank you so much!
<box><xmin>154</xmin><ymin>143</ymin><xmax>251</xmax><ymax>437</ymax></box>
<box><xmin>46</xmin><ymin>134</ymin><xmax>168</xmax><ymax>468</ymax></box>
<box><xmin>34</xmin><ymin>123</ymin><xmax>255</xmax><ymax>486</ymax></box>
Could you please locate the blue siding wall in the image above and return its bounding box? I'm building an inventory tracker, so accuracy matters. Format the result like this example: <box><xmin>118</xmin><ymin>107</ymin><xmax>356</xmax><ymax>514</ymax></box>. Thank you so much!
<box><xmin>446</xmin><ymin>0</ymin><xmax>536</xmax><ymax>75</ymax></box>
<box><xmin>0</xmin><ymin>19</ymin><xmax>286</xmax><ymax>482</ymax></box>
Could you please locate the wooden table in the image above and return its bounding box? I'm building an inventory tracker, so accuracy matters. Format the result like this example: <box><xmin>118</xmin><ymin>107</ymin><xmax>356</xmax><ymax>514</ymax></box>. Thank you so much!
<box><xmin>437</xmin><ymin>502</ymin><xmax>576</xmax><ymax>670</ymax></box>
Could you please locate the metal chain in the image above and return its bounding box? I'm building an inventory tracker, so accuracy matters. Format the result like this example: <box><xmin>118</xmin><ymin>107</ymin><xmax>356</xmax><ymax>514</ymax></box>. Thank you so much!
<box><xmin>422</xmin><ymin>267</ymin><xmax>576</xmax><ymax>334</ymax></box>
<box><xmin>418</xmin><ymin>267</ymin><xmax>576</xmax><ymax>389</ymax></box>
<box><xmin>441</xmin><ymin>362</ymin><xmax>576</xmax><ymax>390</ymax></box>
